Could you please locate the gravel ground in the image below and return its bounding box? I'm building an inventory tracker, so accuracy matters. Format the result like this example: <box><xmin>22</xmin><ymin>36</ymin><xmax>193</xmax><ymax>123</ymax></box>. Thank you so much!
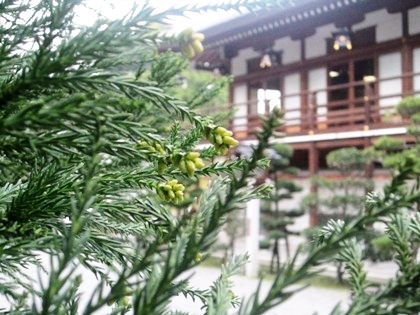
<box><xmin>171</xmin><ymin>266</ymin><xmax>350</xmax><ymax>315</ymax></box>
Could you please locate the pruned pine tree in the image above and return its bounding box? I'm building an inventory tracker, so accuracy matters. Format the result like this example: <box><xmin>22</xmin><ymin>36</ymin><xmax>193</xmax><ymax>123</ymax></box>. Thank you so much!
<box><xmin>373</xmin><ymin>96</ymin><xmax>420</xmax><ymax>264</ymax></box>
<box><xmin>321</xmin><ymin>148</ymin><xmax>371</xmax><ymax>283</ymax></box>
<box><xmin>261</xmin><ymin>143</ymin><xmax>303</xmax><ymax>272</ymax></box>
<box><xmin>236</xmin><ymin>133</ymin><xmax>420</xmax><ymax>315</ymax></box>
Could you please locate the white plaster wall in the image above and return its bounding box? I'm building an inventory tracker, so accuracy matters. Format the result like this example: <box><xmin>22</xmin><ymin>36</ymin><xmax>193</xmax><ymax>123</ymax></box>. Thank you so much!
<box><xmin>378</xmin><ymin>52</ymin><xmax>402</xmax><ymax>108</ymax></box>
<box><xmin>308</xmin><ymin>67</ymin><xmax>327</xmax><ymax>121</ymax></box>
<box><xmin>231</xmin><ymin>47</ymin><xmax>260</xmax><ymax>76</ymax></box>
<box><xmin>409</xmin><ymin>6</ymin><xmax>420</xmax><ymax>36</ymax></box>
<box><xmin>233</xmin><ymin>84</ymin><xmax>248</xmax><ymax>130</ymax></box>
<box><xmin>283</xmin><ymin>73</ymin><xmax>301</xmax><ymax>125</ymax></box>
<box><xmin>305</xmin><ymin>23</ymin><xmax>335</xmax><ymax>59</ymax></box>
<box><xmin>273</xmin><ymin>36</ymin><xmax>301</xmax><ymax>64</ymax></box>
<box><xmin>352</xmin><ymin>9</ymin><xmax>402</xmax><ymax>43</ymax></box>
<box><xmin>414</xmin><ymin>47</ymin><xmax>420</xmax><ymax>97</ymax></box>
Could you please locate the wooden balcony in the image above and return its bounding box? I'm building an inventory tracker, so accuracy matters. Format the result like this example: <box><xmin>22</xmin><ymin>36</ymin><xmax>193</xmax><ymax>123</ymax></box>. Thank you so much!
<box><xmin>228</xmin><ymin>72</ymin><xmax>419</xmax><ymax>140</ymax></box>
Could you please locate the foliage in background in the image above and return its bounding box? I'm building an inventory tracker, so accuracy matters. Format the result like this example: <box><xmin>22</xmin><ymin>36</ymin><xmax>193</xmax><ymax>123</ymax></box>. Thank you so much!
<box><xmin>302</xmin><ymin>147</ymin><xmax>372</xmax><ymax>283</ymax></box>
<box><xmin>315</xmin><ymin>147</ymin><xmax>372</xmax><ymax>219</ymax></box>
<box><xmin>171</xmin><ymin>69</ymin><xmax>232</xmax><ymax>126</ymax></box>
<box><xmin>372</xmin><ymin>96</ymin><xmax>420</xmax><ymax>262</ymax></box>
<box><xmin>261</xmin><ymin>143</ymin><xmax>303</xmax><ymax>272</ymax></box>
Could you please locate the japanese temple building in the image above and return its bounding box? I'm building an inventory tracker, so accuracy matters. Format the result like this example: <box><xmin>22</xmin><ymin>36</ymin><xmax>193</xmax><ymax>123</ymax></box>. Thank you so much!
<box><xmin>194</xmin><ymin>0</ymin><xmax>420</xmax><ymax>225</ymax></box>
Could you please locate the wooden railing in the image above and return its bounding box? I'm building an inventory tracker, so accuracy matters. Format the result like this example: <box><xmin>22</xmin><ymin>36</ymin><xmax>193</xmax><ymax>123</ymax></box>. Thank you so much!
<box><xmin>228</xmin><ymin>72</ymin><xmax>420</xmax><ymax>139</ymax></box>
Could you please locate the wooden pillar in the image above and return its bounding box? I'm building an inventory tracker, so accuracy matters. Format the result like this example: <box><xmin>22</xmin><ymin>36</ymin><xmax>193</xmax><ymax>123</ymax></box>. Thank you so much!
<box><xmin>300</xmin><ymin>71</ymin><xmax>308</xmax><ymax>130</ymax></box>
<box><xmin>348</xmin><ymin>61</ymin><xmax>355</xmax><ymax>125</ymax></box>
<box><xmin>309</xmin><ymin>142</ymin><xmax>319</xmax><ymax>226</ymax></box>
<box><xmin>364</xmin><ymin>137</ymin><xmax>374</xmax><ymax>190</ymax></box>
<box><xmin>308</xmin><ymin>91</ymin><xmax>317</xmax><ymax>133</ymax></box>
<box><xmin>364</xmin><ymin>82</ymin><xmax>374</xmax><ymax>126</ymax></box>
<box><xmin>401</xmin><ymin>40</ymin><xmax>413</xmax><ymax>96</ymax></box>
<box><xmin>401</xmin><ymin>8</ymin><xmax>413</xmax><ymax>96</ymax></box>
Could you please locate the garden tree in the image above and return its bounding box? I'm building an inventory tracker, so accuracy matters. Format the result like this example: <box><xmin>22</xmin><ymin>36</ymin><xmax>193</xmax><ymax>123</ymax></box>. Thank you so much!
<box><xmin>373</xmin><ymin>96</ymin><xmax>420</xmax><ymax>177</ymax></box>
<box><xmin>260</xmin><ymin>143</ymin><xmax>303</xmax><ymax>272</ymax></box>
<box><xmin>0</xmin><ymin>1</ymin><xmax>419</xmax><ymax>314</ymax></box>
<box><xmin>315</xmin><ymin>147</ymin><xmax>372</xmax><ymax>220</ymax></box>
<box><xmin>237</xmin><ymin>139</ymin><xmax>420</xmax><ymax>315</ymax></box>
<box><xmin>372</xmin><ymin>96</ymin><xmax>420</xmax><ymax>260</ymax></box>
<box><xmin>306</xmin><ymin>147</ymin><xmax>372</xmax><ymax>283</ymax></box>
<box><xmin>218</xmin><ymin>204</ymin><xmax>245</xmax><ymax>263</ymax></box>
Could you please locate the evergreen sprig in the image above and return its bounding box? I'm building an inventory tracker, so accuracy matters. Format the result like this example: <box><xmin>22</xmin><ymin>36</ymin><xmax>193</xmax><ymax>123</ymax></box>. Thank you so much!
<box><xmin>1</xmin><ymin>1</ymin><xmax>419</xmax><ymax>315</ymax></box>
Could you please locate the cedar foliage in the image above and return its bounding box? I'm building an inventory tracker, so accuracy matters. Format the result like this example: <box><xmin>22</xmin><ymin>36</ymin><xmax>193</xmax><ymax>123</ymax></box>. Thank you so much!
<box><xmin>0</xmin><ymin>1</ymin><xmax>419</xmax><ymax>314</ymax></box>
<box><xmin>0</xmin><ymin>1</ymin><xmax>280</xmax><ymax>313</ymax></box>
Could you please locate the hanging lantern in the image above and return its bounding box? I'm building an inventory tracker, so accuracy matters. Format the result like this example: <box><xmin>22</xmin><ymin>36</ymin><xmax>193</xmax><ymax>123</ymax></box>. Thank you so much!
<box><xmin>259</xmin><ymin>49</ymin><xmax>279</xmax><ymax>69</ymax></box>
<box><xmin>332</xmin><ymin>29</ymin><xmax>352</xmax><ymax>51</ymax></box>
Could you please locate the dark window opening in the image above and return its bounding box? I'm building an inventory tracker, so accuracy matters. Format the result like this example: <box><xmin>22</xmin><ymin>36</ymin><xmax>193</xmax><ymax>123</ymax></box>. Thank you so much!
<box><xmin>289</xmin><ymin>149</ymin><xmax>308</xmax><ymax>171</ymax></box>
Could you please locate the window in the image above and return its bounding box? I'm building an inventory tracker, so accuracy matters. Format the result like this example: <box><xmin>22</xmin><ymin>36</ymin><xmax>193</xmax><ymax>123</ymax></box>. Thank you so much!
<box><xmin>249</xmin><ymin>77</ymin><xmax>281</xmax><ymax>115</ymax></box>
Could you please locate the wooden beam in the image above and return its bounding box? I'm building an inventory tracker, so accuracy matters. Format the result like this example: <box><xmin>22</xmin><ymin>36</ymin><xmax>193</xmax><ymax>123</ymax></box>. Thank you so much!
<box><xmin>233</xmin><ymin>36</ymin><xmax>420</xmax><ymax>85</ymax></box>
<box><xmin>309</xmin><ymin>142</ymin><xmax>319</xmax><ymax>226</ymax></box>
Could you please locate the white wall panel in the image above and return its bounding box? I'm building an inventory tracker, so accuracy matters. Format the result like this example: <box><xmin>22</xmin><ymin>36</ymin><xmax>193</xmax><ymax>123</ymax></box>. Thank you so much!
<box><xmin>308</xmin><ymin>67</ymin><xmax>327</xmax><ymax>121</ymax></box>
<box><xmin>378</xmin><ymin>52</ymin><xmax>402</xmax><ymax>108</ymax></box>
<box><xmin>231</xmin><ymin>48</ymin><xmax>260</xmax><ymax>76</ymax></box>
<box><xmin>232</xmin><ymin>84</ymin><xmax>248</xmax><ymax>130</ymax></box>
<box><xmin>305</xmin><ymin>24</ymin><xmax>335</xmax><ymax>59</ymax></box>
<box><xmin>414</xmin><ymin>47</ymin><xmax>420</xmax><ymax>97</ymax></box>
<box><xmin>284</xmin><ymin>73</ymin><xmax>301</xmax><ymax>125</ymax></box>
<box><xmin>273</xmin><ymin>36</ymin><xmax>300</xmax><ymax>64</ymax></box>
<box><xmin>352</xmin><ymin>9</ymin><xmax>402</xmax><ymax>43</ymax></box>
<box><xmin>409</xmin><ymin>7</ymin><xmax>420</xmax><ymax>35</ymax></box>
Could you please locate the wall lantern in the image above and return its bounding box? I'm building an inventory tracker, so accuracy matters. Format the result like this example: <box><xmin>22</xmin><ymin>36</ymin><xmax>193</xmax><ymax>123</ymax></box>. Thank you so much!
<box><xmin>332</xmin><ymin>28</ymin><xmax>352</xmax><ymax>51</ymax></box>
<box><xmin>259</xmin><ymin>49</ymin><xmax>279</xmax><ymax>69</ymax></box>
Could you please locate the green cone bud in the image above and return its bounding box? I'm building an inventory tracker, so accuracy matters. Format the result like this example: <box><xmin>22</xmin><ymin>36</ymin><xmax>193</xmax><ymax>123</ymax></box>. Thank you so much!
<box><xmin>168</xmin><ymin>179</ymin><xmax>178</xmax><ymax>186</ymax></box>
<box><xmin>175</xmin><ymin>190</ymin><xmax>184</xmax><ymax>200</ymax></box>
<box><xmin>186</xmin><ymin>160</ymin><xmax>196</xmax><ymax>176</ymax></box>
<box><xmin>186</xmin><ymin>152</ymin><xmax>200</xmax><ymax>160</ymax></box>
<box><xmin>183</xmin><ymin>44</ymin><xmax>195</xmax><ymax>58</ymax></box>
<box><xmin>215</xmin><ymin>126</ymin><xmax>232</xmax><ymax>137</ymax></box>
<box><xmin>179</xmin><ymin>159</ymin><xmax>187</xmax><ymax>172</ymax></box>
<box><xmin>194</xmin><ymin>158</ymin><xmax>205</xmax><ymax>169</ymax></box>
<box><xmin>168</xmin><ymin>190</ymin><xmax>175</xmax><ymax>200</ymax></box>
<box><xmin>191</xmin><ymin>39</ymin><xmax>203</xmax><ymax>54</ymax></box>
<box><xmin>215</xmin><ymin>134</ymin><xmax>223</xmax><ymax>145</ymax></box>
<box><xmin>223</xmin><ymin>136</ymin><xmax>239</xmax><ymax>146</ymax></box>
<box><xmin>162</xmin><ymin>184</ymin><xmax>172</xmax><ymax>191</ymax></box>
<box><xmin>173</xmin><ymin>184</ymin><xmax>185</xmax><ymax>191</ymax></box>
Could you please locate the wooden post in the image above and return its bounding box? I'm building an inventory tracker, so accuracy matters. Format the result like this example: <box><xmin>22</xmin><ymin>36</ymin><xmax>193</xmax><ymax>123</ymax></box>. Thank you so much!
<box><xmin>401</xmin><ymin>40</ymin><xmax>413</xmax><ymax>96</ymax></box>
<box><xmin>364</xmin><ymin>82</ymin><xmax>373</xmax><ymax>127</ymax></box>
<box><xmin>309</xmin><ymin>142</ymin><xmax>319</xmax><ymax>226</ymax></box>
<box><xmin>364</xmin><ymin>137</ymin><xmax>374</xmax><ymax>194</ymax></box>
<box><xmin>349</xmin><ymin>61</ymin><xmax>355</xmax><ymax>125</ymax></box>
<box><xmin>401</xmin><ymin>8</ymin><xmax>412</xmax><ymax>96</ymax></box>
<box><xmin>308</xmin><ymin>91</ymin><xmax>317</xmax><ymax>133</ymax></box>
<box><xmin>301</xmin><ymin>72</ymin><xmax>308</xmax><ymax>130</ymax></box>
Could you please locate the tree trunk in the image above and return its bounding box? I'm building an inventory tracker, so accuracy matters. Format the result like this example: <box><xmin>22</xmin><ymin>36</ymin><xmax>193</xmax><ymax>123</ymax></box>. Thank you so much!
<box><xmin>270</xmin><ymin>239</ymin><xmax>280</xmax><ymax>273</ymax></box>
<box><xmin>336</xmin><ymin>261</ymin><xmax>344</xmax><ymax>284</ymax></box>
